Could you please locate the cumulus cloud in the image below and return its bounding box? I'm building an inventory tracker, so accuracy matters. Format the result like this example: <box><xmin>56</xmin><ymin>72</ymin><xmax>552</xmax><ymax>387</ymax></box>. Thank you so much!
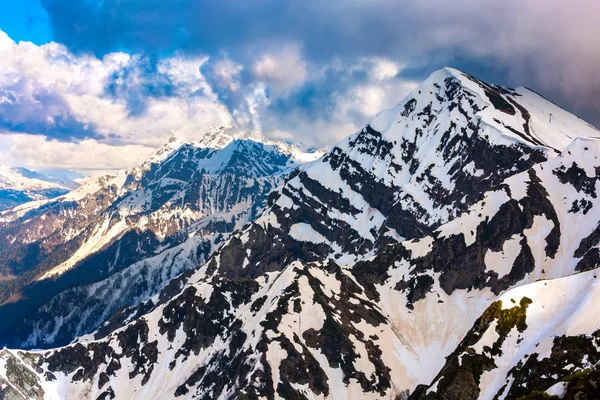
<box><xmin>0</xmin><ymin>31</ymin><xmax>235</xmax><ymax>150</ymax></box>
<box><xmin>0</xmin><ymin>30</ymin><xmax>236</xmax><ymax>170</ymax></box>
<box><xmin>204</xmin><ymin>57</ymin><xmax>244</xmax><ymax>92</ymax></box>
<box><xmin>252</xmin><ymin>44</ymin><xmax>308</xmax><ymax>96</ymax></box>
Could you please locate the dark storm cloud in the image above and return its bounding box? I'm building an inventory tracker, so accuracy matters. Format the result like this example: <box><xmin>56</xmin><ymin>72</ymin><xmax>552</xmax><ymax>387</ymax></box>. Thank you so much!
<box><xmin>40</xmin><ymin>0</ymin><xmax>600</xmax><ymax>128</ymax></box>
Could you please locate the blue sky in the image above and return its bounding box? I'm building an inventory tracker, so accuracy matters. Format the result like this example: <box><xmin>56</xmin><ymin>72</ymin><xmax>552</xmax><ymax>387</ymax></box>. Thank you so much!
<box><xmin>0</xmin><ymin>0</ymin><xmax>598</xmax><ymax>171</ymax></box>
<box><xmin>0</xmin><ymin>0</ymin><xmax>52</xmax><ymax>44</ymax></box>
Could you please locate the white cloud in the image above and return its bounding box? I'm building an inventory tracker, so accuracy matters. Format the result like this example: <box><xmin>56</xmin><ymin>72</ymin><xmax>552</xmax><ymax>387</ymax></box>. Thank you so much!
<box><xmin>0</xmin><ymin>30</ymin><xmax>234</xmax><ymax>170</ymax></box>
<box><xmin>253</xmin><ymin>56</ymin><xmax>418</xmax><ymax>148</ymax></box>
<box><xmin>0</xmin><ymin>133</ymin><xmax>155</xmax><ymax>171</ymax></box>
<box><xmin>369</xmin><ymin>58</ymin><xmax>402</xmax><ymax>82</ymax></box>
<box><xmin>0</xmin><ymin>30</ymin><xmax>423</xmax><ymax>172</ymax></box>
<box><xmin>252</xmin><ymin>44</ymin><xmax>308</xmax><ymax>96</ymax></box>
<box><xmin>210</xmin><ymin>57</ymin><xmax>244</xmax><ymax>92</ymax></box>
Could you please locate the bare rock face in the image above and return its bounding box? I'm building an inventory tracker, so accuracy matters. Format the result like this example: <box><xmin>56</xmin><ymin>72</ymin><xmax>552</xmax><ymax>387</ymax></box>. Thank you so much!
<box><xmin>2</xmin><ymin>68</ymin><xmax>600</xmax><ymax>400</ymax></box>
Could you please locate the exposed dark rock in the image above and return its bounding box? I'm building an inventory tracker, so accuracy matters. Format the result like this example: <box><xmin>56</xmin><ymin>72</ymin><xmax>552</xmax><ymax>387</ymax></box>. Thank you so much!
<box><xmin>553</xmin><ymin>162</ymin><xmax>600</xmax><ymax>199</ymax></box>
<box><xmin>501</xmin><ymin>329</ymin><xmax>600</xmax><ymax>399</ymax></box>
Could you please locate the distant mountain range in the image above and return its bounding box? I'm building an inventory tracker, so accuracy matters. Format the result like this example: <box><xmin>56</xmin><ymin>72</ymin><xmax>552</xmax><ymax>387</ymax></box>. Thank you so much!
<box><xmin>2</xmin><ymin>68</ymin><xmax>600</xmax><ymax>400</ymax></box>
<box><xmin>0</xmin><ymin>165</ymin><xmax>82</xmax><ymax>210</ymax></box>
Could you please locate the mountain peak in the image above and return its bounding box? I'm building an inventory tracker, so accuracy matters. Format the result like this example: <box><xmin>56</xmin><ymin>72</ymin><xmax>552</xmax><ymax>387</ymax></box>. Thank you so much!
<box><xmin>145</xmin><ymin>136</ymin><xmax>187</xmax><ymax>165</ymax></box>
<box><xmin>371</xmin><ymin>66</ymin><xmax>599</xmax><ymax>154</ymax></box>
<box><xmin>145</xmin><ymin>127</ymin><xmax>324</xmax><ymax>175</ymax></box>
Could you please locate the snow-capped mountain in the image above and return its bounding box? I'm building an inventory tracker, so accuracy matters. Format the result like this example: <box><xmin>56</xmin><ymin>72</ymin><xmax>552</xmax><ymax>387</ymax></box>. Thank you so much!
<box><xmin>0</xmin><ymin>164</ymin><xmax>78</xmax><ymax>210</ymax></box>
<box><xmin>205</xmin><ymin>67</ymin><xmax>593</xmax><ymax>279</ymax></box>
<box><xmin>0</xmin><ymin>130</ymin><xmax>321</xmax><ymax>349</ymax></box>
<box><xmin>2</xmin><ymin>68</ymin><xmax>600</xmax><ymax>400</ymax></box>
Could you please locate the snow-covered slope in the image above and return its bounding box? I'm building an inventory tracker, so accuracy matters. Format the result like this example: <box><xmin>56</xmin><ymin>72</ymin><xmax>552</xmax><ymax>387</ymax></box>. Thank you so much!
<box><xmin>12</xmin><ymin>168</ymin><xmax>82</xmax><ymax>190</ymax></box>
<box><xmin>0</xmin><ymin>130</ymin><xmax>321</xmax><ymax>349</ymax></box>
<box><xmin>412</xmin><ymin>267</ymin><xmax>600</xmax><ymax>400</ymax></box>
<box><xmin>1</xmin><ymin>68</ymin><xmax>600</xmax><ymax>400</ymax></box>
<box><xmin>0</xmin><ymin>164</ymin><xmax>78</xmax><ymax>210</ymax></box>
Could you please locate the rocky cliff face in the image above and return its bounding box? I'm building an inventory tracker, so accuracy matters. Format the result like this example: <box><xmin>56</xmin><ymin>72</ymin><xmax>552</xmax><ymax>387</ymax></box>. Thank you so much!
<box><xmin>1</xmin><ymin>68</ymin><xmax>600</xmax><ymax>400</ymax></box>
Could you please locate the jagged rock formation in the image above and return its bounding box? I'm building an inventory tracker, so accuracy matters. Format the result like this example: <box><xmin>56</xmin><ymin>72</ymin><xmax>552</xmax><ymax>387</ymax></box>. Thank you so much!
<box><xmin>1</xmin><ymin>68</ymin><xmax>600</xmax><ymax>400</ymax></box>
